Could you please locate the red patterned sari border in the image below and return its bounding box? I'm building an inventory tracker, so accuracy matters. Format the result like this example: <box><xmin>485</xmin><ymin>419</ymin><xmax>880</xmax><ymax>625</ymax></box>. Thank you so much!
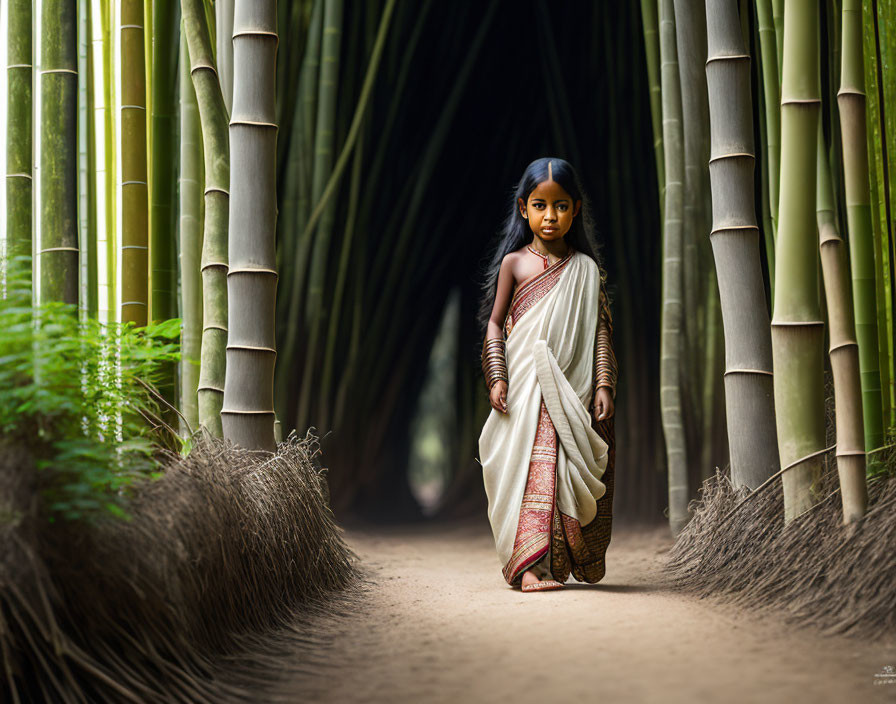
<box><xmin>502</xmin><ymin>398</ymin><xmax>557</xmax><ymax>585</ymax></box>
<box><xmin>503</xmin><ymin>249</ymin><xmax>574</xmax><ymax>337</ymax></box>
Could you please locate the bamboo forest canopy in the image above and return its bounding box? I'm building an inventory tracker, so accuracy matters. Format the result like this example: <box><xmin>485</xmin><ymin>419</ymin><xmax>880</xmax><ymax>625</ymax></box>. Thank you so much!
<box><xmin>1</xmin><ymin>1</ymin><xmax>894</xmax><ymax>528</ymax></box>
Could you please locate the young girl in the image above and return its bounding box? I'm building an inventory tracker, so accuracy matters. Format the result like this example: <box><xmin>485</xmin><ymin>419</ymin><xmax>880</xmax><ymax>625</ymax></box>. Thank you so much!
<box><xmin>478</xmin><ymin>157</ymin><xmax>617</xmax><ymax>593</ymax></box>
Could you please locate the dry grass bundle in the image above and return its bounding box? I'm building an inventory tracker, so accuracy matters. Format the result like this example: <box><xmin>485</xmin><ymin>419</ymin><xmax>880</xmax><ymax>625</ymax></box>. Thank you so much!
<box><xmin>0</xmin><ymin>430</ymin><xmax>363</xmax><ymax>703</ymax></box>
<box><xmin>663</xmin><ymin>445</ymin><xmax>896</xmax><ymax>640</ymax></box>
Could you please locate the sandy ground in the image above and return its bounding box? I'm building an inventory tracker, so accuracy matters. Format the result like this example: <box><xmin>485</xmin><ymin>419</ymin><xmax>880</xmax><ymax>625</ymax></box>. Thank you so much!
<box><xmin>272</xmin><ymin>516</ymin><xmax>896</xmax><ymax>704</ymax></box>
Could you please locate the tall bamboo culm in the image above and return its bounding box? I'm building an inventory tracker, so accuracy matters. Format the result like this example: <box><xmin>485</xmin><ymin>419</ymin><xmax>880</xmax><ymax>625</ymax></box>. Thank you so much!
<box><xmin>817</xmin><ymin>123</ymin><xmax>868</xmax><ymax>523</ymax></box>
<box><xmin>150</xmin><ymin>1</ymin><xmax>179</xmax><ymax>323</ymax></box>
<box><xmin>704</xmin><ymin>0</ymin><xmax>779</xmax><ymax>489</ymax></box>
<box><xmin>40</xmin><ymin>0</ymin><xmax>79</xmax><ymax>303</ymax></box>
<box><xmin>215</xmin><ymin>0</ymin><xmax>234</xmax><ymax>116</ymax></box>
<box><xmin>120</xmin><ymin>0</ymin><xmax>148</xmax><ymax>325</ymax></box>
<box><xmin>221</xmin><ymin>0</ymin><xmax>278</xmax><ymax>451</ymax></box>
<box><xmin>839</xmin><ymin>0</ymin><xmax>884</xmax><ymax>453</ymax></box>
<box><xmin>7</xmin><ymin>0</ymin><xmax>32</xmax><ymax>273</ymax></box>
<box><xmin>772</xmin><ymin>0</ymin><xmax>825</xmax><ymax>522</ymax></box>
<box><xmin>183</xmin><ymin>0</ymin><xmax>230</xmax><ymax>438</ymax></box>
<box><xmin>641</xmin><ymin>0</ymin><xmax>664</xmax><ymax>201</ymax></box>
<box><xmin>755</xmin><ymin>0</ymin><xmax>780</xmax><ymax>267</ymax></box>
<box><xmin>659</xmin><ymin>0</ymin><xmax>689</xmax><ymax>536</ymax></box>
<box><xmin>179</xmin><ymin>30</ymin><xmax>203</xmax><ymax>434</ymax></box>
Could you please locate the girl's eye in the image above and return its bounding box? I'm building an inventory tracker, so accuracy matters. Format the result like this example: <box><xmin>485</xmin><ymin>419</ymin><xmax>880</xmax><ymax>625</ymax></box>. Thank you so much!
<box><xmin>558</xmin><ymin>204</ymin><xmax>568</xmax><ymax>211</ymax></box>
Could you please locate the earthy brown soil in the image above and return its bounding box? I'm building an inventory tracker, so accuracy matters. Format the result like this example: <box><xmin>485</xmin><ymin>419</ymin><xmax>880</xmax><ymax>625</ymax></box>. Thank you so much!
<box><xmin>272</xmin><ymin>516</ymin><xmax>896</xmax><ymax>704</ymax></box>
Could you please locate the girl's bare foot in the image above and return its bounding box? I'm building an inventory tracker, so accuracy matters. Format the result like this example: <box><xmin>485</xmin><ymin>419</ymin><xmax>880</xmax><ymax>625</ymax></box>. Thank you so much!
<box><xmin>520</xmin><ymin>569</ymin><xmax>541</xmax><ymax>589</ymax></box>
<box><xmin>520</xmin><ymin>569</ymin><xmax>564</xmax><ymax>591</ymax></box>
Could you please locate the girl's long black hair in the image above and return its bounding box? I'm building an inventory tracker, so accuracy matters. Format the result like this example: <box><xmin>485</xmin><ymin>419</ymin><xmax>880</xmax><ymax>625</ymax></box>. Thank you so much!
<box><xmin>476</xmin><ymin>157</ymin><xmax>607</xmax><ymax>336</ymax></box>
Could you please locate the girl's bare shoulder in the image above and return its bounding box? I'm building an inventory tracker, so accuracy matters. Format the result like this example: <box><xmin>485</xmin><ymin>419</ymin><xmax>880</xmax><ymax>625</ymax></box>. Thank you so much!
<box><xmin>503</xmin><ymin>245</ymin><xmax>530</xmax><ymax>263</ymax></box>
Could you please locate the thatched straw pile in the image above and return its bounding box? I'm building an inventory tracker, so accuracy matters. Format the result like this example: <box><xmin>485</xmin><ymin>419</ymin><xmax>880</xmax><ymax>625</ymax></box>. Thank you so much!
<box><xmin>0</xmin><ymin>430</ymin><xmax>363</xmax><ymax>702</ymax></box>
<box><xmin>663</xmin><ymin>446</ymin><xmax>896</xmax><ymax>640</ymax></box>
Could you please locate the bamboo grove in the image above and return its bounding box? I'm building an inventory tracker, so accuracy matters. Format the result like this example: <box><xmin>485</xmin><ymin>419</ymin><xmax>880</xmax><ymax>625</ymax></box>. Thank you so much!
<box><xmin>1</xmin><ymin>2</ymin><xmax>893</xmax><ymax>528</ymax></box>
<box><xmin>646</xmin><ymin>0</ymin><xmax>894</xmax><ymax>532</ymax></box>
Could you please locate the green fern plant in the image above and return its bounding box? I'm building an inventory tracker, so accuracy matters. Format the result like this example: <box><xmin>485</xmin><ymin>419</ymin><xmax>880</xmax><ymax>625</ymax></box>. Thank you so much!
<box><xmin>1</xmin><ymin>256</ymin><xmax>180</xmax><ymax>521</ymax></box>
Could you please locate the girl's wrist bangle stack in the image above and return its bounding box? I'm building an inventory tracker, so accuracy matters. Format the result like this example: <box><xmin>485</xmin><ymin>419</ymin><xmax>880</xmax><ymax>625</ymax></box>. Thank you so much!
<box><xmin>482</xmin><ymin>338</ymin><xmax>508</xmax><ymax>390</ymax></box>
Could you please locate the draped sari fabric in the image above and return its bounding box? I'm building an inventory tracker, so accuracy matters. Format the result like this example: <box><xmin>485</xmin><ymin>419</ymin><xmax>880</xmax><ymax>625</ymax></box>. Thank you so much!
<box><xmin>479</xmin><ymin>249</ymin><xmax>613</xmax><ymax>587</ymax></box>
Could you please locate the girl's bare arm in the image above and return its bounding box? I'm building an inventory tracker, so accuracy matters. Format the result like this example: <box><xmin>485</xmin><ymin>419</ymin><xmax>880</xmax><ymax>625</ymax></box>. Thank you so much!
<box><xmin>486</xmin><ymin>254</ymin><xmax>515</xmax><ymax>340</ymax></box>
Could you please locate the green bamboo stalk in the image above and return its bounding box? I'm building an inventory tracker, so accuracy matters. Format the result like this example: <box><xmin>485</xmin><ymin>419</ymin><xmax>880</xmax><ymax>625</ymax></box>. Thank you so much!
<box><xmin>817</xmin><ymin>121</ymin><xmax>868</xmax><ymax>523</ymax></box>
<box><xmin>660</xmin><ymin>0</ymin><xmax>688</xmax><ymax>535</ymax></box>
<box><xmin>755</xmin><ymin>0</ymin><xmax>781</xmax><ymax>252</ymax></box>
<box><xmin>356</xmin><ymin>3</ymin><xmax>499</xmax><ymax>420</ymax></box>
<box><xmin>753</xmin><ymin>20</ymin><xmax>775</xmax><ymax>300</ymax></box>
<box><xmin>839</xmin><ymin>0</ymin><xmax>884</xmax><ymax>451</ymax></box>
<box><xmin>40</xmin><ymin>0</ymin><xmax>79</xmax><ymax>304</ymax></box>
<box><xmin>276</xmin><ymin>0</ymin><xmax>321</xmax><ymax>330</ymax></box>
<box><xmin>183</xmin><ymin>0</ymin><xmax>230</xmax><ymax>438</ymax></box>
<box><xmin>7</xmin><ymin>0</ymin><xmax>32</xmax><ymax>276</ymax></box>
<box><xmin>221</xmin><ymin>0</ymin><xmax>278</xmax><ymax>451</ymax></box>
<box><xmin>771</xmin><ymin>0</ymin><xmax>783</xmax><ymax>79</ymax></box>
<box><xmin>215</xmin><ymin>0</ymin><xmax>234</xmax><ymax>115</ymax></box>
<box><xmin>179</xmin><ymin>29</ymin><xmax>203</xmax><ymax>434</ymax></box>
<box><xmin>102</xmin><ymin>0</ymin><xmax>117</xmax><ymax>321</ymax></box>
<box><xmin>705</xmin><ymin>0</ymin><xmax>779</xmax><ymax>490</ymax></box>
<box><xmin>294</xmin><ymin>0</ymin><xmax>400</xmax><ymax>431</ymax></box>
<box><xmin>863</xmin><ymin>8</ymin><xmax>894</xmax><ymax>435</ymax></box>
<box><xmin>119</xmin><ymin>0</ymin><xmax>149</xmax><ymax>325</ymax></box>
<box><xmin>641</xmin><ymin>0</ymin><xmax>664</xmax><ymax>200</ymax></box>
<box><xmin>868</xmin><ymin>0</ymin><xmax>896</xmax><ymax>428</ymax></box>
<box><xmin>79</xmin><ymin>0</ymin><xmax>98</xmax><ymax>318</ymax></box>
<box><xmin>772</xmin><ymin>0</ymin><xmax>825</xmax><ymax>522</ymax></box>
<box><xmin>673</xmin><ymin>0</ymin><xmax>711</xmax><ymax>479</ymax></box>
<box><xmin>150</xmin><ymin>1</ymin><xmax>179</xmax><ymax>322</ymax></box>
<box><xmin>303</xmin><ymin>0</ymin><xmax>344</xmax><ymax>323</ymax></box>
<box><xmin>319</xmin><ymin>125</ymin><xmax>364</xmax><ymax>429</ymax></box>
<box><xmin>274</xmin><ymin>0</ymin><xmax>323</xmax><ymax>422</ymax></box>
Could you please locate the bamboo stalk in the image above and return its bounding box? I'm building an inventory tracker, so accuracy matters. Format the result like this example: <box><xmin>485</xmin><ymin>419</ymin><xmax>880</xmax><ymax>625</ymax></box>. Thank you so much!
<box><xmin>660</xmin><ymin>0</ymin><xmax>689</xmax><ymax>535</ymax></box>
<box><xmin>150</xmin><ymin>1</ymin><xmax>179</xmax><ymax>322</ymax></box>
<box><xmin>215</xmin><ymin>0</ymin><xmax>234</xmax><ymax>116</ymax></box>
<box><xmin>39</xmin><ymin>0</ymin><xmax>79</xmax><ymax>303</ymax></box>
<box><xmin>870</xmin><ymin>0</ymin><xmax>896</xmax><ymax>426</ymax></box>
<box><xmin>772</xmin><ymin>0</ymin><xmax>825</xmax><ymax>523</ymax></box>
<box><xmin>641</xmin><ymin>0</ymin><xmax>664</xmax><ymax>199</ymax></box>
<box><xmin>101</xmin><ymin>0</ymin><xmax>117</xmax><ymax>321</ymax></box>
<box><xmin>179</xmin><ymin>29</ymin><xmax>203</xmax><ymax>434</ymax></box>
<box><xmin>771</xmin><ymin>0</ymin><xmax>783</xmax><ymax>79</ymax></box>
<box><xmin>319</xmin><ymin>126</ymin><xmax>364</xmax><ymax>429</ymax></box>
<box><xmin>673</xmin><ymin>0</ymin><xmax>713</xmax><ymax>485</ymax></box>
<box><xmin>7</xmin><ymin>0</ymin><xmax>32</xmax><ymax>276</ymax></box>
<box><xmin>302</xmin><ymin>0</ymin><xmax>344</xmax><ymax>321</ymax></box>
<box><xmin>79</xmin><ymin>0</ymin><xmax>98</xmax><ymax>318</ymax></box>
<box><xmin>119</xmin><ymin>0</ymin><xmax>149</xmax><ymax>325</ymax></box>
<box><xmin>183</xmin><ymin>0</ymin><xmax>230</xmax><ymax>438</ymax></box>
<box><xmin>817</xmin><ymin>121</ymin><xmax>868</xmax><ymax>523</ymax></box>
<box><xmin>705</xmin><ymin>0</ymin><xmax>779</xmax><ymax>490</ymax></box>
<box><xmin>294</xmin><ymin>0</ymin><xmax>399</xmax><ymax>431</ymax></box>
<box><xmin>275</xmin><ymin>0</ymin><xmax>322</xmax><ymax>397</ymax></box>
<box><xmin>839</xmin><ymin>0</ymin><xmax>884</xmax><ymax>451</ymax></box>
<box><xmin>755</xmin><ymin>0</ymin><xmax>780</xmax><ymax>251</ymax></box>
<box><xmin>356</xmin><ymin>2</ymin><xmax>499</xmax><ymax>418</ymax></box>
<box><xmin>221</xmin><ymin>0</ymin><xmax>278</xmax><ymax>451</ymax></box>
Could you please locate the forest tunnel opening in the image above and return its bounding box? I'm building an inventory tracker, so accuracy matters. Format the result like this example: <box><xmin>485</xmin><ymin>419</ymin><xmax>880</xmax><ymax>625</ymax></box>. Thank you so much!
<box><xmin>280</xmin><ymin>1</ymin><xmax>667</xmax><ymax>524</ymax></box>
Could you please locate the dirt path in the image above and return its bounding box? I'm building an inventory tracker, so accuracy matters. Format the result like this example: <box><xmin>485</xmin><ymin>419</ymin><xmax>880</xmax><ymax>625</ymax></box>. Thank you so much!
<box><xmin>273</xmin><ymin>516</ymin><xmax>896</xmax><ymax>704</ymax></box>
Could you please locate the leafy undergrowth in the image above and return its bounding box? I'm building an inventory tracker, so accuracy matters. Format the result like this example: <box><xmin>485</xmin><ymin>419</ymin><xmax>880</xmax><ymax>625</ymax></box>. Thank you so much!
<box><xmin>0</xmin><ymin>255</ymin><xmax>180</xmax><ymax>522</ymax></box>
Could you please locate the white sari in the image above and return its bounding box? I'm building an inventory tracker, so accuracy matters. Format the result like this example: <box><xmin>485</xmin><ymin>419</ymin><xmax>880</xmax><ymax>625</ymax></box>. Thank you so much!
<box><xmin>478</xmin><ymin>249</ymin><xmax>609</xmax><ymax>584</ymax></box>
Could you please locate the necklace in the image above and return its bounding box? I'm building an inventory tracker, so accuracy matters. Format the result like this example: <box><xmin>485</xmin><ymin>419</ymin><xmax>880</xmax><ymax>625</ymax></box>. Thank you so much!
<box><xmin>527</xmin><ymin>244</ymin><xmax>567</xmax><ymax>268</ymax></box>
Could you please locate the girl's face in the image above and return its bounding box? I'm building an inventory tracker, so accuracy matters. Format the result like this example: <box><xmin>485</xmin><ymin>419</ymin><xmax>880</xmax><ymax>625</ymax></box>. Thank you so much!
<box><xmin>518</xmin><ymin>179</ymin><xmax>581</xmax><ymax>242</ymax></box>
